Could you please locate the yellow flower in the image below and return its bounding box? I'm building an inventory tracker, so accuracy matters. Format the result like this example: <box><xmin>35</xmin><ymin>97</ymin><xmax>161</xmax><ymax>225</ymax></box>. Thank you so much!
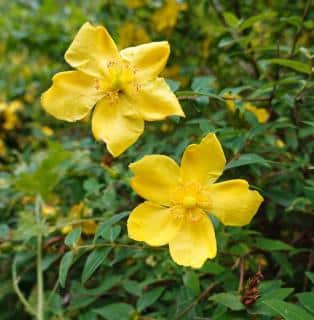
<box><xmin>127</xmin><ymin>133</ymin><xmax>263</xmax><ymax>268</ymax></box>
<box><xmin>42</xmin><ymin>204</ymin><xmax>57</xmax><ymax>218</ymax></box>
<box><xmin>224</xmin><ymin>93</ymin><xmax>270</xmax><ymax>124</ymax></box>
<box><xmin>62</xmin><ymin>202</ymin><xmax>97</xmax><ymax>235</ymax></box>
<box><xmin>0</xmin><ymin>139</ymin><xmax>6</xmax><ymax>156</ymax></box>
<box><xmin>41</xmin><ymin>22</ymin><xmax>184</xmax><ymax>157</ymax></box>
<box><xmin>276</xmin><ymin>139</ymin><xmax>285</xmax><ymax>148</ymax></box>
<box><xmin>125</xmin><ymin>0</ymin><xmax>147</xmax><ymax>9</ymax></box>
<box><xmin>118</xmin><ymin>22</ymin><xmax>150</xmax><ymax>49</ymax></box>
<box><xmin>41</xmin><ymin>126</ymin><xmax>54</xmax><ymax>136</ymax></box>
<box><xmin>0</xmin><ymin>100</ymin><xmax>23</xmax><ymax>130</ymax></box>
<box><xmin>152</xmin><ymin>0</ymin><xmax>187</xmax><ymax>33</ymax></box>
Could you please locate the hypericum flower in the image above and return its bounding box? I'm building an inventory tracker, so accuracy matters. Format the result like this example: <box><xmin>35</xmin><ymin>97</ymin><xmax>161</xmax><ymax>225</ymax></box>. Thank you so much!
<box><xmin>151</xmin><ymin>0</ymin><xmax>187</xmax><ymax>33</ymax></box>
<box><xmin>62</xmin><ymin>202</ymin><xmax>97</xmax><ymax>235</ymax></box>
<box><xmin>0</xmin><ymin>100</ymin><xmax>23</xmax><ymax>130</ymax></box>
<box><xmin>118</xmin><ymin>22</ymin><xmax>150</xmax><ymax>49</ymax></box>
<box><xmin>127</xmin><ymin>133</ymin><xmax>263</xmax><ymax>268</ymax></box>
<box><xmin>41</xmin><ymin>22</ymin><xmax>184</xmax><ymax>157</ymax></box>
<box><xmin>224</xmin><ymin>93</ymin><xmax>270</xmax><ymax>124</ymax></box>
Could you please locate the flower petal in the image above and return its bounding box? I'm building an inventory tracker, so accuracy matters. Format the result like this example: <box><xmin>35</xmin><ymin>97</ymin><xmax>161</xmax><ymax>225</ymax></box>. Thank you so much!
<box><xmin>126</xmin><ymin>78</ymin><xmax>184</xmax><ymax>121</ymax></box>
<box><xmin>120</xmin><ymin>41</ymin><xmax>170</xmax><ymax>80</ymax></box>
<box><xmin>129</xmin><ymin>155</ymin><xmax>180</xmax><ymax>205</ymax></box>
<box><xmin>41</xmin><ymin>71</ymin><xmax>103</xmax><ymax>122</ymax></box>
<box><xmin>207</xmin><ymin>179</ymin><xmax>264</xmax><ymax>226</ymax></box>
<box><xmin>127</xmin><ymin>201</ymin><xmax>182</xmax><ymax>246</ymax></box>
<box><xmin>245</xmin><ymin>104</ymin><xmax>270</xmax><ymax>124</ymax></box>
<box><xmin>65</xmin><ymin>22</ymin><xmax>120</xmax><ymax>78</ymax></box>
<box><xmin>180</xmin><ymin>133</ymin><xmax>226</xmax><ymax>185</ymax></box>
<box><xmin>92</xmin><ymin>96</ymin><xmax>144</xmax><ymax>157</ymax></box>
<box><xmin>169</xmin><ymin>209</ymin><xmax>217</xmax><ymax>268</ymax></box>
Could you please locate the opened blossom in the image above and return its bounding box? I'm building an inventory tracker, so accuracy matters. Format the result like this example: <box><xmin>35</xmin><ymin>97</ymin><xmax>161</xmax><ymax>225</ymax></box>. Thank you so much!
<box><xmin>127</xmin><ymin>133</ymin><xmax>263</xmax><ymax>268</ymax></box>
<box><xmin>41</xmin><ymin>22</ymin><xmax>184</xmax><ymax>156</ymax></box>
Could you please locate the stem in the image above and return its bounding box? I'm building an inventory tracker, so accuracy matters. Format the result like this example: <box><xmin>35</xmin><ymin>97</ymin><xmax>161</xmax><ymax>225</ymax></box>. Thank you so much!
<box><xmin>35</xmin><ymin>194</ymin><xmax>44</xmax><ymax>320</ymax></box>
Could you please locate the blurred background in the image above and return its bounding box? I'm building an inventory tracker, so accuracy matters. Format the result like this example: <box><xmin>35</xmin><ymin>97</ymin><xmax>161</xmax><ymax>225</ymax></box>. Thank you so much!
<box><xmin>0</xmin><ymin>1</ymin><xmax>313</xmax><ymax>319</ymax></box>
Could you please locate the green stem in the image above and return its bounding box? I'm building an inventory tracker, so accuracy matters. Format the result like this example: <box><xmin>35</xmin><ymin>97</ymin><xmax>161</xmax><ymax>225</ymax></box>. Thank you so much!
<box><xmin>35</xmin><ymin>194</ymin><xmax>44</xmax><ymax>320</ymax></box>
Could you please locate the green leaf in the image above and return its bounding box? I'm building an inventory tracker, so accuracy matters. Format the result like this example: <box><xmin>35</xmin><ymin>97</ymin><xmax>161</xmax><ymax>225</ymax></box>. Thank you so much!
<box><xmin>305</xmin><ymin>272</ymin><xmax>314</xmax><ymax>284</ymax></box>
<box><xmin>297</xmin><ymin>292</ymin><xmax>314</xmax><ymax>314</ymax></box>
<box><xmin>81</xmin><ymin>248</ymin><xmax>110</xmax><ymax>284</ymax></box>
<box><xmin>0</xmin><ymin>224</ymin><xmax>9</xmax><ymax>238</ymax></box>
<box><xmin>64</xmin><ymin>227</ymin><xmax>81</xmax><ymax>247</ymax></box>
<box><xmin>137</xmin><ymin>287</ymin><xmax>164</xmax><ymax>312</ymax></box>
<box><xmin>183</xmin><ymin>271</ymin><xmax>200</xmax><ymax>295</ymax></box>
<box><xmin>223</xmin><ymin>12</ymin><xmax>240</xmax><ymax>28</ymax></box>
<box><xmin>262</xmin><ymin>299</ymin><xmax>314</xmax><ymax>320</ymax></box>
<box><xmin>94</xmin><ymin>212</ymin><xmax>129</xmax><ymax>241</ymax></box>
<box><xmin>123</xmin><ymin>280</ymin><xmax>142</xmax><ymax>296</ymax></box>
<box><xmin>225</xmin><ymin>153</ymin><xmax>270</xmax><ymax>169</ymax></box>
<box><xmin>265</xmin><ymin>58</ymin><xmax>311</xmax><ymax>74</ymax></box>
<box><xmin>100</xmin><ymin>225</ymin><xmax>121</xmax><ymax>242</ymax></box>
<box><xmin>166</xmin><ymin>78</ymin><xmax>180</xmax><ymax>91</ymax></box>
<box><xmin>239</xmin><ymin>11</ymin><xmax>277</xmax><ymax>30</ymax></box>
<box><xmin>202</xmin><ymin>261</ymin><xmax>225</xmax><ymax>275</ymax></box>
<box><xmin>59</xmin><ymin>251</ymin><xmax>74</xmax><ymax>288</ymax></box>
<box><xmin>255</xmin><ymin>237</ymin><xmax>293</xmax><ymax>251</ymax></box>
<box><xmin>209</xmin><ymin>293</ymin><xmax>244</xmax><ymax>311</ymax></box>
<box><xmin>94</xmin><ymin>303</ymin><xmax>134</xmax><ymax>320</ymax></box>
<box><xmin>176</xmin><ymin>90</ymin><xmax>224</xmax><ymax>102</ymax></box>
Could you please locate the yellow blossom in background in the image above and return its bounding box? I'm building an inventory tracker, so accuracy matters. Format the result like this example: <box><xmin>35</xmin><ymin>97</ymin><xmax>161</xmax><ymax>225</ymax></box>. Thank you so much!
<box><xmin>41</xmin><ymin>126</ymin><xmax>54</xmax><ymax>136</ymax></box>
<box><xmin>0</xmin><ymin>100</ymin><xmax>23</xmax><ymax>130</ymax></box>
<box><xmin>0</xmin><ymin>139</ymin><xmax>6</xmax><ymax>156</ymax></box>
<box><xmin>42</xmin><ymin>204</ymin><xmax>57</xmax><ymax>218</ymax></box>
<box><xmin>61</xmin><ymin>202</ymin><xmax>97</xmax><ymax>235</ymax></box>
<box><xmin>41</xmin><ymin>22</ymin><xmax>184</xmax><ymax>157</ymax></box>
<box><xmin>151</xmin><ymin>0</ymin><xmax>187</xmax><ymax>33</ymax></box>
<box><xmin>118</xmin><ymin>22</ymin><xmax>150</xmax><ymax>49</ymax></box>
<box><xmin>125</xmin><ymin>0</ymin><xmax>147</xmax><ymax>9</ymax></box>
<box><xmin>276</xmin><ymin>139</ymin><xmax>285</xmax><ymax>148</ymax></box>
<box><xmin>127</xmin><ymin>133</ymin><xmax>263</xmax><ymax>268</ymax></box>
<box><xmin>224</xmin><ymin>93</ymin><xmax>270</xmax><ymax>124</ymax></box>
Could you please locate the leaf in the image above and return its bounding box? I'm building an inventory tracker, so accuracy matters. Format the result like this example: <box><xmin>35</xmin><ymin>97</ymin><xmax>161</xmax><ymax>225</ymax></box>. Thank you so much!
<box><xmin>93</xmin><ymin>303</ymin><xmax>134</xmax><ymax>320</ymax></box>
<box><xmin>262</xmin><ymin>299</ymin><xmax>314</xmax><ymax>320</ymax></box>
<box><xmin>59</xmin><ymin>251</ymin><xmax>74</xmax><ymax>288</ymax></box>
<box><xmin>191</xmin><ymin>76</ymin><xmax>216</xmax><ymax>92</ymax></box>
<box><xmin>223</xmin><ymin>12</ymin><xmax>240</xmax><ymax>28</ymax></box>
<box><xmin>100</xmin><ymin>225</ymin><xmax>121</xmax><ymax>242</ymax></box>
<box><xmin>183</xmin><ymin>271</ymin><xmax>200</xmax><ymax>295</ymax></box>
<box><xmin>64</xmin><ymin>227</ymin><xmax>81</xmax><ymax>247</ymax></box>
<box><xmin>81</xmin><ymin>248</ymin><xmax>110</xmax><ymax>284</ymax></box>
<box><xmin>137</xmin><ymin>287</ymin><xmax>164</xmax><ymax>312</ymax></box>
<box><xmin>166</xmin><ymin>78</ymin><xmax>180</xmax><ymax>91</ymax></box>
<box><xmin>297</xmin><ymin>292</ymin><xmax>314</xmax><ymax>314</ymax></box>
<box><xmin>265</xmin><ymin>58</ymin><xmax>311</xmax><ymax>74</ymax></box>
<box><xmin>209</xmin><ymin>293</ymin><xmax>244</xmax><ymax>311</ymax></box>
<box><xmin>123</xmin><ymin>280</ymin><xmax>142</xmax><ymax>296</ymax></box>
<box><xmin>239</xmin><ymin>11</ymin><xmax>277</xmax><ymax>30</ymax></box>
<box><xmin>255</xmin><ymin>237</ymin><xmax>293</xmax><ymax>251</ymax></box>
<box><xmin>0</xmin><ymin>224</ymin><xmax>9</xmax><ymax>238</ymax></box>
<box><xmin>176</xmin><ymin>90</ymin><xmax>224</xmax><ymax>102</ymax></box>
<box><xmin>94</xmin><ymin>211</ymin><xmax>129</xmax><ymax>241</ymax></box>
<box><xmin>305</xmin><ymin>272</ymin><xmax>314</xmax><ymax>284</ymax></box>
<box><xmin>225</xmin><ymin>153</ymin><xmax>270</xmax><ymax>169</ymax></box>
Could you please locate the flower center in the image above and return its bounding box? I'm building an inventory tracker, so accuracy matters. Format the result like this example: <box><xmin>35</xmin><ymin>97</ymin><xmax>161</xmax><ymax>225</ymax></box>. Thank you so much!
<box><xmin>182</xmin><ymin>196</ymin><xmax>197</xmax><ymax>209</ymax></box>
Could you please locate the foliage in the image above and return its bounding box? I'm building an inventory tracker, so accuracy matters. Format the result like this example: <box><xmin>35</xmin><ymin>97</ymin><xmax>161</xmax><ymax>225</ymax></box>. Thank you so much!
<box><xmin>0</xmin><ymin>0</ymin><xmax>313</xmax><ymax>319</ymax></box>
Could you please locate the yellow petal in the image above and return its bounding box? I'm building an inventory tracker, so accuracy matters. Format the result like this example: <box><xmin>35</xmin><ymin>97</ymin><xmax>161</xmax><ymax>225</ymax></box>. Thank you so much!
<box><xmin>126</xmin><ymin>78</ymin><xmax>184</xmax><ymax>121</ymax></box>
<box><xmin>207</xmin><ymin>179</ymin><xmax>263</xmax><ymax>226</ymax></box>
<box><xmin>245</xmin><ymin>104</ymin><xmax>270</xmax><ymax>123</ymax></box>
<box><xmin>129</xmin><ymin>155</ymin><xmax>180</xmax><ymax>205</ymax></box>
<box><xmin>120</xmin><ymin>41</ymin><xmax>170</xmax><ymax>80</ymax></box>
<box><xmin>82</xmin><ymin>220</ymin><xmax>97</xmax><ymax>235</ymax></box>
<box><xmin>92</xmin><ymin>96</ymin><xmax>144</xmax><ymax>157</ymax></box>
<box><xmin>180</xmin><ymin>133</ymin><xmax>226</xmax><ymax>185</ymax></box>
<box><xmin>41</xmin><ymin>71</ymin><xmax>103</xmax><ymax>122</ymax></box>
<box><xmin>65</xmin><ymin>22</ymin><xmax>120</xmax><ymax>78</ymax></box>
<box><xmin>127</xmin><ymin>201</ymin><xmax>182</xmax><ymax>246</ymax></box>
<box><xmin>169</xmin><ymin>209</ymin><xmax>217</xmax><ymax>268</ymax></box>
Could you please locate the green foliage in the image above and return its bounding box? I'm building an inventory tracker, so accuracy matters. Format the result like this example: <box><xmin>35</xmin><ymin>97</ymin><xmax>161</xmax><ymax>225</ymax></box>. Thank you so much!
<box><xmin>0</xmin><ymin>0</ymin><xmax>313</xmax><ymax>319</ymax></box>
